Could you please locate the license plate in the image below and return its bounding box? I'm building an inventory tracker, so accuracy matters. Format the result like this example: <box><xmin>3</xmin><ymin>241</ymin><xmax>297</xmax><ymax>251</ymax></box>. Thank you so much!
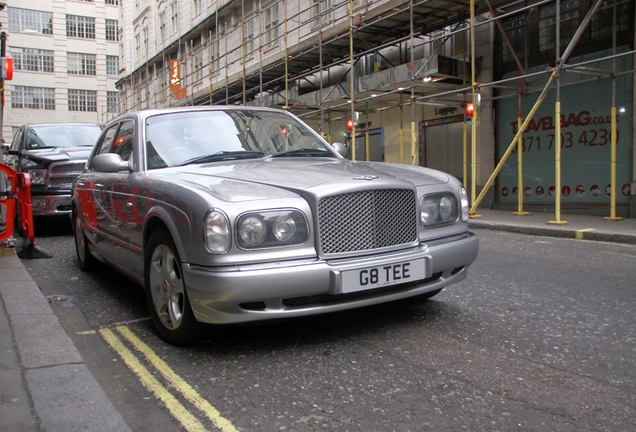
<box><xmin>341</xmin><ymin>258</ymin><xmax>427</xmax><ymax>294</ymax></box>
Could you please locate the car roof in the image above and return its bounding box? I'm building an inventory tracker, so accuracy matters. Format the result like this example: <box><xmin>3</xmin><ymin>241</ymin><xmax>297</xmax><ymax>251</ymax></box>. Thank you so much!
<box><xmin>109</xmin><ymin>105</ymin><xmax>291</xmax><ymax>124</ymax></box>
<box><xmin>23</xmin><ymin>123</ymin><xmax>101</xmax><ymax>128</ymax></box>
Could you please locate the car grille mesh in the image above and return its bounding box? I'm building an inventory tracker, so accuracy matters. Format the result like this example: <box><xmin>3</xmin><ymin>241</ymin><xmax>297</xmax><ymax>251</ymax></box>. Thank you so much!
<box><xmin>318</xmin><ymin>189</ymin><xmax>417</xmax><ymax>255</ymax></box>
<box><xmin>48</xmin><ymin>176</ymin><xmax>77</xmax><ymax>188</ymax></box>
<box><xmin>51</xmin><ymin>162</ymin><xmax>85</xmax><ymax>174</ymax></box>
<box><xmin>47</xmin><ymin>162</ymin><xmax>86</xmax><ymax>189</ymax></box>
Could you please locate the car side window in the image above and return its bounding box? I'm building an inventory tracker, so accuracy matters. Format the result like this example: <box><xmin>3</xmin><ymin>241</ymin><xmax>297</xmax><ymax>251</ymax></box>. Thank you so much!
<box><xmin>95</xmin><ymin>120</ymin><xmax>134</xmax><ymax>163</ymax></box>
<box><xmin>113</xmin><ymin>120</ymin><xmax>134</xmax><ymax>161</ymax></box>
<box><xmin>11</xmin><ymin>129</ymin><xmax>24</xmax><ymax>152</ymax></box>
<box><xmin>96</xmin><ymin>124</ymin><xmax>120</xmax><ymax>156</ymax></box>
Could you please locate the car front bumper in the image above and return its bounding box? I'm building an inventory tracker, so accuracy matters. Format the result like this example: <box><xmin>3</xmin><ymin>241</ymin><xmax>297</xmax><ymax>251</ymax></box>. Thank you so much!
<box><xmin>30</xmin><ymin>194</ymin><xmax>73</xmax><ymax>216</ymax></box>
<box><xmin>184</xmin><ymin>232</ymin><xmax>478</xmax><ymax>325</ymax></box>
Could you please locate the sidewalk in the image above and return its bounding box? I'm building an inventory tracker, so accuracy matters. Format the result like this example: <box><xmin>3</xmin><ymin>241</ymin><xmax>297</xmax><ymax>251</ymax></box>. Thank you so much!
<box><xmin>0</xmin><ymin>247</ymin><xmax>131</xmax><ymax>432</ymax></box>
<box><xmin>1</xmin><ymin>209</ymin><xmax>635</xmax><ymax>431</ymax></box>
<box><xmin>468</xmin><ymin>208</ymin><xmax>636</xmax><ymax>244</ymax></box>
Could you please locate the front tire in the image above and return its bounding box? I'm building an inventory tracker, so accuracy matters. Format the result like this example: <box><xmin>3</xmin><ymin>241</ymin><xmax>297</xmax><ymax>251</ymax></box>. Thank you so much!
<box><xmin>144</xmin><ymin>228</ymin><xmax>201</xmax><ymax>345</ymax></box>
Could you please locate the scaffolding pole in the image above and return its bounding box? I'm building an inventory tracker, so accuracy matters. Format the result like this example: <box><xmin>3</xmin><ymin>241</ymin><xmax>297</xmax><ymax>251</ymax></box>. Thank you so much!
<box><xmin>469</xmin><ymin>0</ymin><xmax>480</xmax><ymax>217</ymax></box>
<box><xmin>285</xmin><ymin>16</ymin><xmax>289</xmax><ymax>108</ymax></box>
<box><xmin>605</xmin><ymin>0</ymin><xmax>622</xmax><ymax>221</ymax></box>
<box><xmin>410</xmin><ymin>0</ymin><xmax>417</xmax><ymax>166</ymax></box>
<box><xmin>548</xmin><ymin>0</ymin><xmax>567</xmax><ymax>225</ymax></box>
<box><xmin>349</xmin><ymin>0</ymin><xmax>356</xmax><ymax>161</ymax></box>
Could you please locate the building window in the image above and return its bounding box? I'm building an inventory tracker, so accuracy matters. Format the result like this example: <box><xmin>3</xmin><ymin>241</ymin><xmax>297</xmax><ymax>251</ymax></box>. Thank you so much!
<box><xmin>312</xmin><ymin>0</ymin><xmax>334</xmax><ymax>28</ymax></box>
<box><xmin>7</xmin><ymin>7</ymin><xmax>53</xmax><ymax>35</ymax></box>
<box><xmin>134</xmin><ymin>0</ymin><xmax>148</xmax><ymax>14</ymax></box>
<box><xmin>143</xmin><ymin>27</ymin><xmax>149</xmax><ymax>58</ymax></box>
<box><xmin>590</xmin><ymin>0</ymin><xmax>631</xmax><ymax>40</ymax></box>
<box><xmin>193</xmin><ymin>49</ymin><xmax>204</xmax><ymax>83</ymax></box>
<box><xmin>538</xmin><ymin>0</ymin><xmax>580</xmax><ymax>53</ymax></box>
<box><xmin>107</xmin><ymin>91</ymin><xmax>120</xmax><ymax>113</ymax></box>
<box><xmin>193</xmin><ymin>0</ymin><xmax>202</xmax><ymax>17</ymax></box>
<box><xmin>502</xmin><ymin>12</ymin><xmax>528</xmax><ymax>63</ymax></box>
<box><xmin>68</xmin><ymin>52</ymin><xmax>97</xmax><ymax>75</ymax></box>
<box><xmin>106</xmin><ymin>0</ymin><xmax>119</xmax><ymax>5</ymax></box>
<box><xmin>210</xmin><ymin>39</ymin><xmax>220</xmax><ymax>77</ymax></box>
<box><xmin>68</xmin><ymin>89</ymin><xmax>98</xmax><ymax>112</ymax></box>
<box><xmin>106</xmin><ymin>55</ymin><xmax>119</xmax><ymax>76</ymax></box>
<box><xmin>245</xmin><ymin>17</ymin><xmax>255</xmax><ymax>56</ymax></box>
<box><xmin>106</xmin><ymin>19</ymin><xmax>119</xmax><ymax>41</ymax></box>
<box><xmin>12</xmin><ymin>86</ymin><xmax>56</xmax><ymax>110</ymax></box>
<box><xmin>170</xmin><ymin>2</ymin><xmax>179</xmax><ymax>35</ymax></box>
<box><xmin>66</xmin><ymin>15</ymin><xmax>96</xmax><ymax>39</ymax></box>
<box><xmin>135</xmin><ymin>33</ymin><xmax>141</xmax><ymax>62</ymax></box>
<box><xmin>263</xmin><ymin>2</ymin><xmax>280</xmax><ymax>50</ymax></box>
<box><xmin>8</xmin><ymin>47</ymin><xmax>54</xmax><ymax>73</ymax></box>
<box><xmin>158</xmin><ymin>12</ymin><xmax>167</xmax><ymax>41</ymax></box>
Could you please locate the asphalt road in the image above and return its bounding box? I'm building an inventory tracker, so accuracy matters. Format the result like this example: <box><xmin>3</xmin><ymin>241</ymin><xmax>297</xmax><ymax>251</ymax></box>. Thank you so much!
<box><xmin>20</xmin><ymin>219</ymin><xmax>636</xmax><ymax>431</ymax></box>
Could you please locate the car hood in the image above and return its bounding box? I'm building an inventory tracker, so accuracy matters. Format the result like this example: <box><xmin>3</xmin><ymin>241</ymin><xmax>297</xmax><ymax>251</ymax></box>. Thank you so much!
<box><xmin>24</xmin><ymin>146</ymin><xmax>93</xmax><ymax>162</ymax></box>
<box><xmin>166</xmin><ymin>158</ymin><xmax>450</xmax><ymax>202</ymax></box>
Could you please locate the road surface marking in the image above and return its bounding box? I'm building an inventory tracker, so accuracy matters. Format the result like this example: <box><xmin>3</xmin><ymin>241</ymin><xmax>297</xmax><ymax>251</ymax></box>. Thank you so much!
<box><xmin>575</xmin><ymin>228</ymin><xmax>596</xmax><ymax>239</ymax></box>
<box><xmin>99</xmin><ymin>328</ymin><xmax>208</xmax><ymax>432</ymax></box>
<box><xmin>115</xmin><ymin>326</ymin><xmax>238</xmax><ymax>432</ymax></box>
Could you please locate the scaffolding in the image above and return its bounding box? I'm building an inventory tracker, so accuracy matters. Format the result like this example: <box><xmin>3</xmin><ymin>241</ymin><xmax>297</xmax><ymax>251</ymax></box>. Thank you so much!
<box><xmin>115</xmin><ymin>0</ymin><xmax>636</xmax><ymax>217</ymax></box>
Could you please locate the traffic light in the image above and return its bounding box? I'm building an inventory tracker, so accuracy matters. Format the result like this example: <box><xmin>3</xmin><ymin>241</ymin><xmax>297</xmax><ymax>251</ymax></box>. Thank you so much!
<box><xmin>347</xmin><ymin>119</ymin><xmax>353</xmax><ymax>131</ymax></box>
<box><xmin>465</xmin><ymin>102</ymin><xmax>475</xmax><ymax>117</ymax></box>
<box><xmin>1</xmin><ymin>57</ymin><xmax>13</xmax><ymax>81</ymax></box>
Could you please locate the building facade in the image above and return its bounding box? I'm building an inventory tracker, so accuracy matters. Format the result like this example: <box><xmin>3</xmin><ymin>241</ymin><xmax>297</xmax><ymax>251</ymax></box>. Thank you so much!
<box><xmin>3</xmin><ymin>0</ymin><xmax>633</xmax><ymax>217</ymax></box>
<box><xmin>113</xmin><ymin>0</ymin><xmax>635</xmax><ymax>217</ymax></box>
<box><xmin>0</xmin><ymin>0</ymin><xmax>121</xmax><ymax>138</ymax></box>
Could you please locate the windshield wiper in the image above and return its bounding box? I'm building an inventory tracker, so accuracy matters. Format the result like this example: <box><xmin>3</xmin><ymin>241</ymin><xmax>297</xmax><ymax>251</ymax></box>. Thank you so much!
<box><xmin>175</xmin><ymin>151</ymin><xmax>265</xmax><ymax>166</ymax></box>
<box><xmin>270</xmin><ymin>148</ymin><xmax>332</xmax><ymax>158</ymax></box>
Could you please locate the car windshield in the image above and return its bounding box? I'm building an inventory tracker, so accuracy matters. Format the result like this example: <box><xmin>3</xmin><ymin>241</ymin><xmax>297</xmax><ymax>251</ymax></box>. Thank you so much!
<box><xmin>144</xmin><ymin>109</ymin><xmax>335</xmax><ymax>169</ymax></box>
<box><xmin>28</xmin><ymin>125</ymin><xmax>102</xmax><ymax>150</ymax></box>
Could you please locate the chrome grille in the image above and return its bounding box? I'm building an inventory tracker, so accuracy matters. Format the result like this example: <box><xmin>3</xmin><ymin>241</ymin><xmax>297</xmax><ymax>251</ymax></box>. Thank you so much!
<box><xmin>46</xmin><ymin>161</ymin><xmax>86</xmax><ymax>189</ymax></box>
<box><xmin>51</xmin><ymin>162</ymin><xmax>85</xmax><ymax>174</ymax></box>
<box><xmin>318</xmin><ymin>189</ymin><xmax>417</xmax><ymax>255</ymax></box>
<box><xmin>48</xmin><ymin>176</ymin><xmax>76</xmax><ymax>188</ymax></box>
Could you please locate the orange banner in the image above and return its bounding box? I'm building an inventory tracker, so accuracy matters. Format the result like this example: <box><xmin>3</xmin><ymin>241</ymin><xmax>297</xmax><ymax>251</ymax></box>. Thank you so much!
<box><xmin>170</xmin><ymin>60</ymin><xmax>186</xmax><ymax>100</ymax></box>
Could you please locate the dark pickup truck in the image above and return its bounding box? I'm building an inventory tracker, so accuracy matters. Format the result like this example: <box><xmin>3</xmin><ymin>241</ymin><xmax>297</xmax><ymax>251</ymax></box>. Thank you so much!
<box><xmin>4</xmin><ymin>123</ymin><xmax>102</xmax><ymax>216</ymax></box>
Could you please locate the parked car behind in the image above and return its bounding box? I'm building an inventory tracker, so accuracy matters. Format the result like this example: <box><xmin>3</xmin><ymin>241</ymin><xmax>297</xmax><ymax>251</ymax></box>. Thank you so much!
<box><xmin>71</xmin><ymin>106</ymin><xmax>478</xmax><ymax>345</ymax></box>
<box><xmin>4</xmin><ymin>123</ymin><xmax>102</xmax><ymax>216</ymax></box>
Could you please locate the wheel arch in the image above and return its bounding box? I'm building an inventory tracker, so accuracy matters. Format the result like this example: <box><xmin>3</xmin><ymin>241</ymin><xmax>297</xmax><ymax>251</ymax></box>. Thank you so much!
<box><xmin>143</xmin><ymin>209</ymin><xmax>192</xmax><ymax>265</ymax></box>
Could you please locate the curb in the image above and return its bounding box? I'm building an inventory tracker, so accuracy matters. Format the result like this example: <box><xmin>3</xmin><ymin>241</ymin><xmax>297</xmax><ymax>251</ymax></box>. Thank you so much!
<box><xmin>0</xmin><ymin>249</ymin><xmax>132</xmax><ymax>432</ymax></box>
<box><xmin>468</xmin><ymin>221</ymin><xmax>636</xmax><ymax>245</ymax></box>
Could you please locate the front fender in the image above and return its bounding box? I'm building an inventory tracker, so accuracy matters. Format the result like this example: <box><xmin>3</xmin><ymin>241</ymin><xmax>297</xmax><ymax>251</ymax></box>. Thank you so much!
<box><xmin>143</xmin><ymin>205</ymin><xmax>194</xmax><ymax>265</ymax></box>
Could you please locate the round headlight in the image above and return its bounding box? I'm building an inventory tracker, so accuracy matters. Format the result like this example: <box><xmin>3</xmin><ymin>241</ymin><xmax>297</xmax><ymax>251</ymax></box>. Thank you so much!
<box><xmin>205</xmin><ymin>210</ymin><xmax>230</xmax><ymax>254</ymax></box>
<box><xmin>238</xmin><ymin>216</ymin><xmax>266</xmax><ymax>246</ymax></box>
<box><xmin>272</xmin><ymin>215</ymin><xmax>297</xmax><ymax>242</ymax></box>
<box><xmin>439</xmin><ymin>196</ymin><xmax>454</xmax><ymax>221</ymax></box>
<box><xmin>420</xmin><ymin>198</ymin><xmax>439</xmax><ymax>226</ymax></box>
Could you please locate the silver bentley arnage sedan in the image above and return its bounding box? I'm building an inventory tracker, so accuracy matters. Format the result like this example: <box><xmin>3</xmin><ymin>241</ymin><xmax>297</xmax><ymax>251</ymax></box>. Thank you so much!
<box><xmin>71</xmin><ymin>106</ymin><xmax>478</xmax><ymax>345</ymax></box>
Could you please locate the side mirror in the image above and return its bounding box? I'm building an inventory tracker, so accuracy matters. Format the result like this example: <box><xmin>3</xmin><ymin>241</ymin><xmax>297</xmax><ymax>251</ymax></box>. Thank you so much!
<box><xmin>91</xmin><ymin>153</ymin><xmax>131</xmax><ymax>173</ymax></box>
<box><xmin>332</xmin><ymin>142</ymin><xmax>348</xmax><ymax>158</ymax></box>
<box><xmin>1</xmin><ymin>142</ymin><xmax>16</xmax><ymax>155</ymax></box>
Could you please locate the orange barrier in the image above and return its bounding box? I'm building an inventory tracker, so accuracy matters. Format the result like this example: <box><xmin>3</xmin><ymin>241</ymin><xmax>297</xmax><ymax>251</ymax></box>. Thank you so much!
<box><xmin>0</xmin><ymin>164</ymin><xmax>17</xmax><ymax>242</ymax></box>
<box><xmin>0</xmin><ymin>163</ymin><xmax>35</xmax><ymax>245</ymax></box>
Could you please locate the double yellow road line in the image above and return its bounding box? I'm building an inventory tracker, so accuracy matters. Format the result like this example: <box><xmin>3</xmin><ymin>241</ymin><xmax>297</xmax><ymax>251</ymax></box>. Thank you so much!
<box><xmin>99</xmin><ymin>326</ymin><xmax>238</xmax><ymax>432</ymax></box>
